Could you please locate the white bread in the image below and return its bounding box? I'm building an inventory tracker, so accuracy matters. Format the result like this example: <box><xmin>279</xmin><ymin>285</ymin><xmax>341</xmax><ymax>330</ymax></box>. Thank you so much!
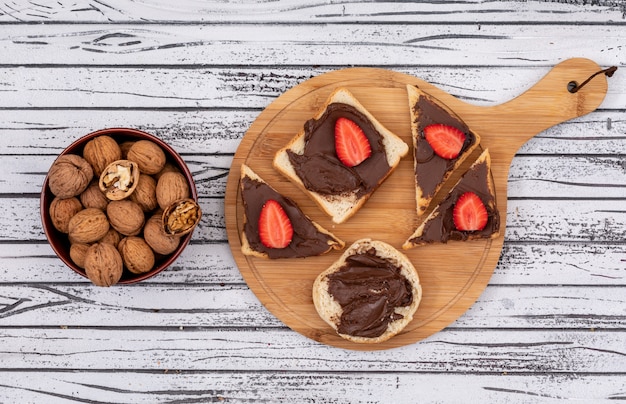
<box><xmin>313</xmin><ymin>238</ymin><xmax>422</xmax><ymax>344</ymax></box>
<box><xmin>240</xmin><ymin>164</ymin><xmax>344</xmax><ymax>259</ymax></box>
<box><xmin>403</xmin><ymin>149</ymin><xmax>500</xmax><ymax>249</ymax></box>
<box><xmin>408</xmin><ymin>85</ymin><xmax>481</xmax><ymax>216</ymax></box>
<box><xmin>273</xmin><ymin>88</ymin><xmax>409</xmax><ymax>224</ymax></box>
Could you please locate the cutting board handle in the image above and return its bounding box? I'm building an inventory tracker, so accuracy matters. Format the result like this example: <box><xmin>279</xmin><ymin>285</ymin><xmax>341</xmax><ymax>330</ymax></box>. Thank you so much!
<box><xmin>472</xmin><ymin>58</ymin><xmax>615</xmax><ymax>149</ymax></box>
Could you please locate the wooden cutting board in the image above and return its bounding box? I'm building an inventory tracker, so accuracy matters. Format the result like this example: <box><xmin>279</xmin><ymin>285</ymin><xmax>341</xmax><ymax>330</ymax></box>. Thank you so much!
<box><xmin>224</xmin><ymin>58</ymin><xmax>611</xmax><ymax>350</ymax></box>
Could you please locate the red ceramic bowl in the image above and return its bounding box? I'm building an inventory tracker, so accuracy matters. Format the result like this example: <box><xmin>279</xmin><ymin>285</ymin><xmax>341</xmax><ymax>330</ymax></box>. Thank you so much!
<box><xmin>40</xmin><ymin>128</ymin><xmax>198</xmax><ymax>284</ymax></box>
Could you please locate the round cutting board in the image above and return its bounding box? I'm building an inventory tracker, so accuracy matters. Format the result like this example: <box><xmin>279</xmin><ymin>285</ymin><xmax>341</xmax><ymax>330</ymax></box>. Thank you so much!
<box><xmin>225</xmin><ymin>58</ymin><xmax>610</xmax><ymax>350</ymax></box>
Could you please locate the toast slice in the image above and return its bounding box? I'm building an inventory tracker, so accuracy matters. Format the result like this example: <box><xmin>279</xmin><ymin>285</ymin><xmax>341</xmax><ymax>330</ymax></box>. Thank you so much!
<box><xmin>313</xmin><ymin>238</ymin><xmax>422</xmax><ymax>344</ymax></box>
<box><xmin>273</xmin><ymin>88</ymin><xmax>409</xmax><ymax>224</ymax></box>
<box><xmin>408</xmin><ymin>85</ymin><xmax>480</xmax><ymax>216</ymax></box>
<box><xmin>239</xmin><ymin>164</ymin><xmax>344</xmax><ymax>259</ymax></box>
<box><xmin>403</xmin><ymin>149</ymin><xmax>500</xmax><ymax>249</ymax></box>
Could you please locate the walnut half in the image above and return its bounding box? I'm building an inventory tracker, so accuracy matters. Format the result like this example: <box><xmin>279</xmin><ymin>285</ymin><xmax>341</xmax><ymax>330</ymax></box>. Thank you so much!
<box><xmin>99</xmin><ymin>160</ymin><xmax>139</xmax><ymax>201</ymax></box>
<box><xmin>162</xmin><ymin>199</ymin><xmax>201</xmax><ymax>237</ymax></box>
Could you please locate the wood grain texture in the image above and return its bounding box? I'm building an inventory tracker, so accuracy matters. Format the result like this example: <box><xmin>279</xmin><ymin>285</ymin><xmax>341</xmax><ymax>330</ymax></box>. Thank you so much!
<box><xmin>224</xmin><ymin>59</ymin><xmax>612</xmax><ymax>350</ymax></box>
<box><xmin>0</xmin><ymin>0</ymin><xmax>624</xmax><ymax>400</ymax></box>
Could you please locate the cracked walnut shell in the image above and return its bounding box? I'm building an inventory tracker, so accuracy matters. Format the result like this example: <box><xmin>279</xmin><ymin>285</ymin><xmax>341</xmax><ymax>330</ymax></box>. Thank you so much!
<box><xmin>84</xmin><ymin>242</ymin><xmax>123</xmax><ymax>287</ymax></box>
<box><xmin>47</xmin><ymin>154</ymin><xmax>94</xmax><ymax>198</ymax></box>
<box><xmin>163</xmin><ymin>198</ymin><xmax>201</xmax><ymax>237</ymax></box>
<box><xmin>99</xmin><ymin>160</ymin><xmax>140</xmax><ymax>201</ymax></box>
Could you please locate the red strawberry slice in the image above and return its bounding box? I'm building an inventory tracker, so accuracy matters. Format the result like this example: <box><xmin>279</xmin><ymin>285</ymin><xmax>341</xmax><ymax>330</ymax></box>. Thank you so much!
<box><xmin>453</xmin><ymin>192</ymin><xmax>488</xmax><ymax>231</ymax></box>
<box><xmin>258</xmin><ymin>199</ymin><xmax>293</xmax><ymax>249</ymax></box>
<box><xmin>424</xmin><ymin>124</ymin><xmax>466</xmax><ymax>159</ymax></box>
<box><xmin>335</xmin><ymin>117</ymin><xmax>372</xmax><ymax>167</ymax></box>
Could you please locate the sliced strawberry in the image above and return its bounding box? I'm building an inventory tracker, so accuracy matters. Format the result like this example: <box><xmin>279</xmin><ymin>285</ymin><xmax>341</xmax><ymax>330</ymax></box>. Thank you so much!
<box><xmin>424</xmin><ymin>124</ymin><xmax>466</xmax><ymax>159</ymax></box>
<box><xmin>335</xmin><ymin>117</ymin><xmax>372</xmax><ymax>167</ymax></box>
<box><xmin>258</xmin><ymin>199</ymin><xmax>293</xmax><ymax>249</ymax></box>
<box><xmin>453</xmin><ymin>192</ymin><xmax>488</xmax><ymax>231</ymax></box>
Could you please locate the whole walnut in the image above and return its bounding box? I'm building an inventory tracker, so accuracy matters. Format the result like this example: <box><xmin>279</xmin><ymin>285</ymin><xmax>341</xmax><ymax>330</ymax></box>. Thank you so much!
<box><xmin>118</xmin><ymin>236</ymin><xmax>155</xmax><ymax>274</ymax></box>
<box><xmin>83</xmin><ymin>135</ymin><xmax>122</xmax><ymax>175</ymax></box>
<box><xmin>107</xmin><ymin>200</ymin><xmax>145</xmax><ymax>236</ymax></box>
<box><xmin>47</xmin><ymin>154</ymin><xmax>93</xmax><ymax>198</ymax></box>
<box><xmin>49</xmin><ymin>196</ymin><xmax>83</xmax><ymax>233</ymax></box>
<box><xmin>119</xmin><ymin>141</ymin><xmax>135</xmax><ymax>159</ymax></box>
<box><xmin>67</xmin><ymin>208</ymin><xmax>110</xmax><ymax>244</ymax></box>
<box><xmin>144</xmin><ymin>214</ymin><xmax>180</xmax><ymax>255</ymax></box>
<box><xmin>99</xmin><ymin>228</ymin><xmax>122</xmax><ymax>247</ymax></box>
<box><xmin>127</xmin><ymin>140</ymin><xmax>166</xmax><ymax>175</ymax></box>
<box><xmin>154</xmin><ymin>162</ymin><xmax>180</xmax><ymax>180</ymax></box>
<box><xmin>80</xmin><ymin>182</ymin><xmax>109</xmax><ymax>211</ymax></box>
<box><xmin>156</xmin><ymin>171</ymin><xmax>190</xmax><ymax>210</ymax></box>
<box><xmin>84</xmin><ymin>242</ymin><xmax>123</xmax><ymax>287</ymax></box>
<box><xmin>69</xmin><ymin>242</ymin><xmax>90</xmax><ymax>269</ymax></box>
<box><xmin>130</xmin><ymin>174</ymin><xmax>158</xmax><ymax>212</ymax></box>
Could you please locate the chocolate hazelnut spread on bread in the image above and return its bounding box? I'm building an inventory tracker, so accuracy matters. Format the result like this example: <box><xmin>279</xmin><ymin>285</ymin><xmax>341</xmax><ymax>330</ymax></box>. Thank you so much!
<box><xmin>326</xmin><ymin>247</ymin><xmax>413</xmax><ymax>338</ymax></box>
<box><xmin>239</xmin><ymin>165</ymin><xmax>343</xmax><ymax>259</ymax></box>
<box><xmin>408</xmin><ymin>85</ymin><xmax>480</xmax><ymax>216</ymax></box>
<box><xmin>404</xmin><ymin>149</ymin><xmax>500</xmax><ymax>248</ymax></box>
<box><xmin>287</xmin><ymin>103</ymin><xmax>390</xmax><ymax>198</ymax></box>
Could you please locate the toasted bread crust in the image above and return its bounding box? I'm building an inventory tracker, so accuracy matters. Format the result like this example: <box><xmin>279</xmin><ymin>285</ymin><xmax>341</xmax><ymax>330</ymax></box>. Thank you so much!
<box><xmin>313</xmin><ymin>238</ymin><xmax>422</xmax><ymax>344</ymax></box>
<box><xmin>403</xmin><ymin>149</ymin><xmax>499</xmax><ymax>249</ymax></box>
<box><xmin>408</xmin><ymin>85</ymin><xmax>481</xmax><ymax>216</ymax></box>
<box><xmin>239</xmin><ymin>164</ymin><xmax>344</xmax><ymax>258</ymax></box>
<box><xmin>273</xmin><ymin>88</ymin><xmax>408</xmax><ymax>224</ymax></box>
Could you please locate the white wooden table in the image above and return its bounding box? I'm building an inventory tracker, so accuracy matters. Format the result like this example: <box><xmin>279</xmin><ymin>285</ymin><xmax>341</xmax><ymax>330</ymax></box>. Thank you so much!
<box><xmin>1</xmin><ymin>1</ymin><xmax>624</xmax><ymax>402</ymax></box>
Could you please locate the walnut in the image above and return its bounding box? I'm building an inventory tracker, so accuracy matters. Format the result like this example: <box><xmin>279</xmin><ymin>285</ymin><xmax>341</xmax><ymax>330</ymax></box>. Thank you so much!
<box><xmin>47</xmin><ymin>154</ymin><xmax>94</xmax><ymax>198</ymax></box>
<box><xmin>107</xmin><ymin>200</ymin><xmax>145</xmax><ymax>236</ymax></box>
<box><xmin>130</xmin><ymin>174</ymin><xmax>158</xmax><ymax>212</ymax></box>
<box><xmin>99</xmin><ymin>160</ymin><xmax>140</xmax><ymax>200</ymax></box>
<box><xmin>118</xmin><ymin>236</ymin><xmax>155</xmax><ymax>274</ymax></box>
<box><xmin>80</xmin><ymin>182</ymin><xmax>109</xmax><ymax>211</ymax></box>
<box><xmin>99</xmin><ymin>228</ymin><xmax>122</xmax><ymax>247</ymax></box>
<box><xmin>67</xmin><ymin>208</ymin><xmax>110</xmax><ymax>244</ymax></box>
<box><xmin>156</xmin><ymin>171</ymin><xmax>190</xmax><ymax>210</ymax></box>
<box><xmin>69</xmin><ymin>242</ymin><xmax>90</xmax><ymax>269</ymax></box>
<box><xmin>119</xmin><ymin>141</ymin><xmax>136</xmax><ymax>159</ymax></box>
<box><xmin>144</xmin><ymin>214</ymin><xmax>180</xmax><ymax>255</ymax></box>
<box><xmin>83</xmin><ymin>135</ymin><xmax>122</xmax><ymax>175</ymax></box>
<box><xmin>127</xmin><ymin>140</ymin><xmax>166</xmax><ymax>175</ymax></box>
<box><xmin>163</xmin><ymin>198</ymin><xmax>201</xmax><ymax>237</ymax></box>
<box><xmin>84</xmin><ymin>242</ymin><xmax>123</xmax><ymax>287</ymax></box>
<box><xmin>154</xmin><ymin>162</ymin><xmax>180</xmax><ymax>180</ymax></box>
<box><xmin>49</xmin><ymin>196</ymin><xmax>83</xmax><ymax>233</ymax></box>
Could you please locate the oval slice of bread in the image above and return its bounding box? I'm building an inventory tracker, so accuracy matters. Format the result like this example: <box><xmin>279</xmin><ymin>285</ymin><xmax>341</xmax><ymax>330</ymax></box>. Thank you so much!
<box><xmin>313</xmin><ymin>238</ymin><xmax>422</xmax><ymax>344</ymax></box>
<box><xmin>273</xmin><ymin>88</ymin><xmax>409</xmax><ymax>224</ymax></box>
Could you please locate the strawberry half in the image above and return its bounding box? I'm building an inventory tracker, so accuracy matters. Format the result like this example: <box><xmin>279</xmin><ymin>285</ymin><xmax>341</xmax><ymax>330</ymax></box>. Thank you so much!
<box><xmin>335</xmin><ymin>117</ymin><xmax>372</xmax><ymax>167</ymax></box>
<box><xmin>424</xmin><ymin>124</ymin><xmax>466</xmax><ymax>159</ymax></box>
<box><xmin>258</xmin><ymin>199</ymin><xmax>293</xmax><ymax>249</ymax></box>
<box><xmin>453</xmin><ymin>192</ymin><xmax>488</xmax><ymax>231</ymax></box>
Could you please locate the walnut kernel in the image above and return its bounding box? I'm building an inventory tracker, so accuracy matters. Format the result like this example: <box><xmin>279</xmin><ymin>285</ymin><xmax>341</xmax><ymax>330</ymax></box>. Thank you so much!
<box><xmin>99</xmin><ymin>160</ymin><xmax>140</xmax><ymax>201</ymax></box>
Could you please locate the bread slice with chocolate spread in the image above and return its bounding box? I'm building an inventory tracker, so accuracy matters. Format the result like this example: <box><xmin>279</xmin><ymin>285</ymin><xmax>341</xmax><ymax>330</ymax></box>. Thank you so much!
<box><xmin>273</xmin><ymin>88</ymin><xmax>409</xmax><ymax>224</ymax></box>
<box><xmin>313</xmin><ymin>238</ymin><xmax>422</xmax><ymax>344</ymax></box>
<box><xmin>239</xmin><ymin>164</ymin><xmax>344</xmax><ymax>259</ymax></box>
<box><xmin>408</xmin><ymin>85</ymin><xmax>480</xmax><ymax>216</ymax></box>
<box><xmin>403</xmin><ymin>149</ymin><xmax>500</xmax><ymax>249</ymax></box>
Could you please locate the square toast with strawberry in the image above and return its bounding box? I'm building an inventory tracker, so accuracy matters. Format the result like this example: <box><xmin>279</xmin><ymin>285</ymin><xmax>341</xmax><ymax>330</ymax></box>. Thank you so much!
<box><xmin>273</xmin><ymin>88</ymin><xmax>409</xmax><ymax>224</ymax></box>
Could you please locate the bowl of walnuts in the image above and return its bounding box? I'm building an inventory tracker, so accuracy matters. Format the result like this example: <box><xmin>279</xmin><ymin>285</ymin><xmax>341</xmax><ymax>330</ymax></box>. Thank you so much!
<box><xmin>40</xmin><ymin>128</ymin><xmax>202</xmax><ymax>286</ymax></box>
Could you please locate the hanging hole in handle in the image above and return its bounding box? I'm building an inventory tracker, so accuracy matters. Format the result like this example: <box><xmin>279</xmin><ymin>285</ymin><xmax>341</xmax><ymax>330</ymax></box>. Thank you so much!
<box><xmin>567</xmin><ymin>81</ymin><xmax>578</xmax><ymax>93</ymax></box>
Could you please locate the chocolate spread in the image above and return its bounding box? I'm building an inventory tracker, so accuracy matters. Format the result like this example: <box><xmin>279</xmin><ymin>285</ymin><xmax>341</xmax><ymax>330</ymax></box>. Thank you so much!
<box><xmin>409</xmin><ymin>159</ymin><xmax>500</xmax><ymax>244</ymax></box>
<box><xmin>414</xmin><ymin>95</ymin><xmax>477</xmax><ymax>206</ymax></box>
<box><xmin>287</xmin><ymin>103</ymin><xmax>390</xmax><ymax>198</ymax></box>
<box><xmin>327</xmin><ymin>248</ymin><xmax>413</xmax><ymax>338</ymax></box>
<box><xmin>241</xmin><ymin>176</ymin><xmax>337</xmax><ymax>259</ymax></box>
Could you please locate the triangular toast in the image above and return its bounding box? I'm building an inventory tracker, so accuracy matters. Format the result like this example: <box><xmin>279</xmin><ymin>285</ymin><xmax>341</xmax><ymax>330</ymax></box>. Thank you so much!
<box><xmin>408</xmin><ymin>85</ymin><xmax>480</xmax><ymax>216</ymax></box>
<box><xmin>239</xmin><ymin>164</ymin><xmax>344</xmax><ymax>259</ymax></box>
<box><xmin>403</xmin><ymin>149</ymin><xmax>500</xmax><ymax>249</ymax></box>
<box><xmin>273</xmin><ymin>87</ymin><xmax>409</xmax><ymax>224</ymax></box>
